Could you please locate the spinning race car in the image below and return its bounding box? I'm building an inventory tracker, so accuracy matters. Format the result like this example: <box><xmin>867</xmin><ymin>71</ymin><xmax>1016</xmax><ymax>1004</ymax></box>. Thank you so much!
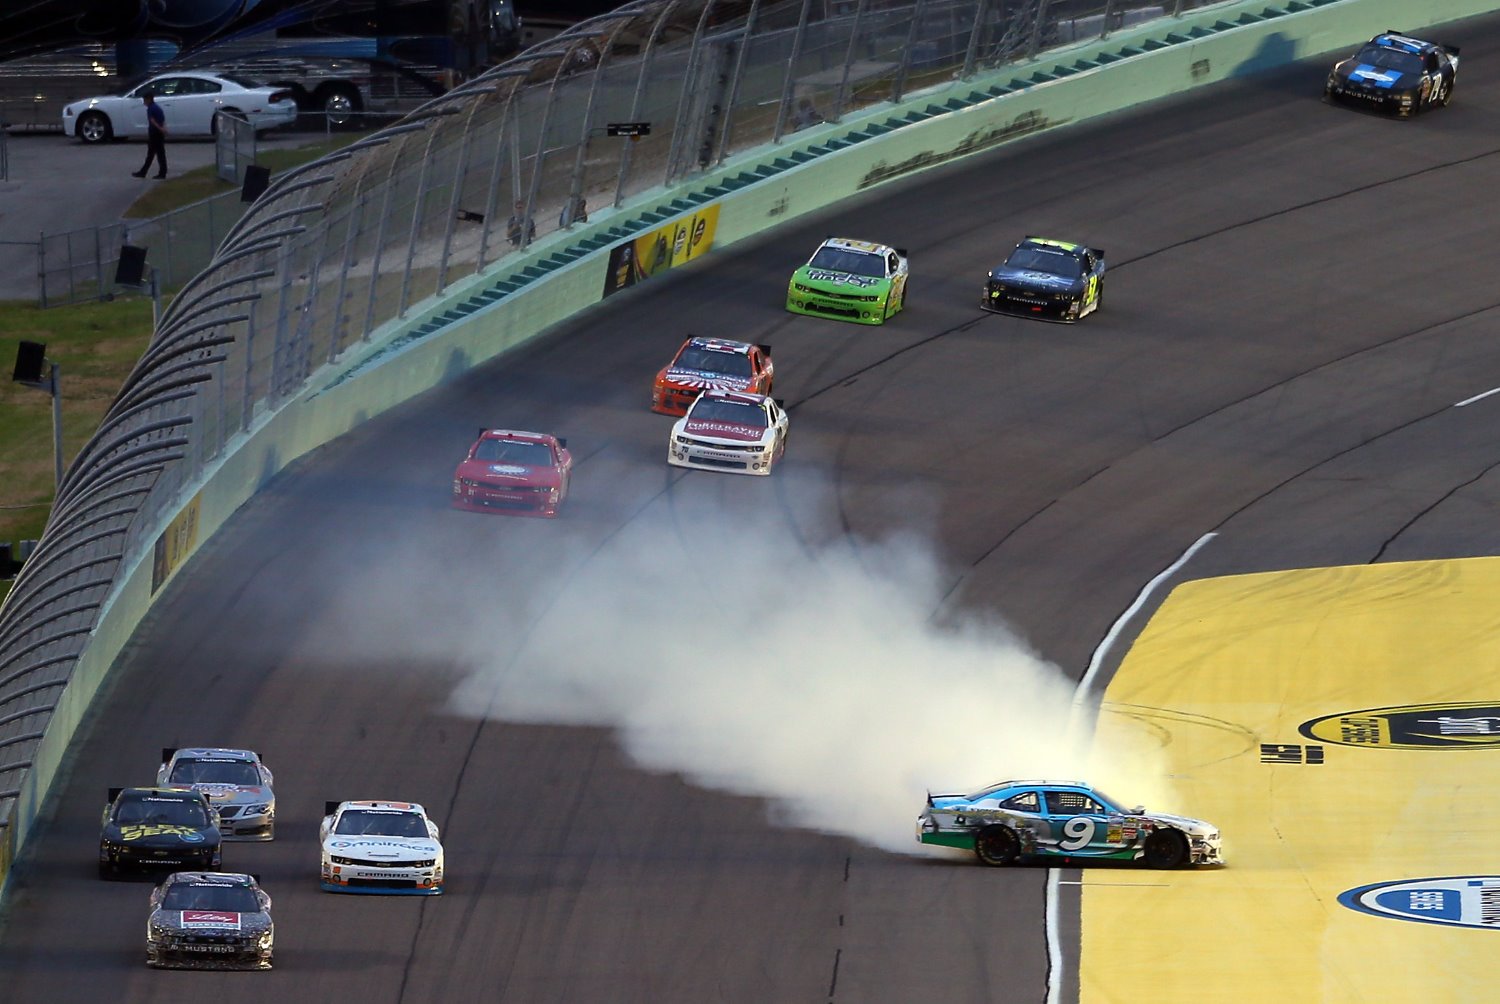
<box><xmin>1325</xmin><ymin>31</ymin><xmax>1459</xmax><ymax>117</ymax></box>
<box><xmin>158</xmin><ymin>747</ymin><xmax>276</xmax><ymax>841</ymax></box>
<box><xmin>916</xmin><ymin>779</ymin><xmax>1222</xmax><ymax>868</ymax></box>
<box><xmin>452</xmin><ymin>429</ymin><xmax>573</xmax><ymax>517</ymax></box>
<box><xmin>982</xmin><ymin>237</ymin><xmax>1105</xmax><ymax>322</ymax></box>
<box><xmin>668</xmin><ymin>389</ymin><xmax>789</xmax><ymax>476</ymax></box>
<box><xmin>652</xmin><ymin>336</ymin><xmax>774</xmax><ymax>416</ymax></box>
<box><xmin>787</xmin><ymin>237</ymin><xmax>908</xmax><ymax>324</ymax></box>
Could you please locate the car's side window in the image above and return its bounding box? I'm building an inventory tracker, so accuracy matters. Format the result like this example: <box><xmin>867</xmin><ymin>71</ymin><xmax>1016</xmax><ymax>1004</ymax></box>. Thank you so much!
<box><xmin>887</xmin><ymin>252</ymin><xmax>898</xmax><ymax>275</ymax></box>
<box><xmin>999</xmin><ymin>791</ymin><xmax>1039</xmax><ymax>812</ymax></box>
<box><xmin>154</xmin><ymin>78</ymin><xmax>184</xmax><ymax>97</ymax></box>
<box><xmin>194</xmin><ymin>79</ymin><xmax>223</xmax><ymax>95</ymax></box>
<box><xmin>1044</xmin><ymin>790</ymin><xmax>1104</xmax><ymax>815</ymax></box>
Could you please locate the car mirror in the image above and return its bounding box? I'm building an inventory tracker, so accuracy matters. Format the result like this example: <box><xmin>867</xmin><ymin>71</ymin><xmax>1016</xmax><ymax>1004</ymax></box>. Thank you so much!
<box><xmin>556</xmin><ymin>437</ymin><xmax>567</xmax><ymax>450</ymax></box>
<box><xmin>428</xmin><ymin>822</ymin><xmax>440</xmax><ymax>839</ymax></box>
<box><xmin>1132</xmin><ymin>805</ymin><xmax>1145</xmax><ymax>814</ymax></box>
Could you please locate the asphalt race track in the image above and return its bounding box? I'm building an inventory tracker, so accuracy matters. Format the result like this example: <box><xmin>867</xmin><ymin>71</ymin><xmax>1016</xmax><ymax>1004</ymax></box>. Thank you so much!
<box><xmin>4</xmin><ymin>13</ymin><xmax>1500</xmax><ymax>1002</ymax></box>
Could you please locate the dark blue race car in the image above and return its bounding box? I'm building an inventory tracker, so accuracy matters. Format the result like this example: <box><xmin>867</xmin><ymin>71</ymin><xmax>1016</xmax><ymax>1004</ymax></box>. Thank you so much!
<box><xmin>981</xmin><ymin>236</ymin><xmax>1105</xmax><ymax>322</ymax></box>
<box><xmin>1325</xmin><ymin>31</ymin><xmax>1459</xmax><ymax>117</ymax></box>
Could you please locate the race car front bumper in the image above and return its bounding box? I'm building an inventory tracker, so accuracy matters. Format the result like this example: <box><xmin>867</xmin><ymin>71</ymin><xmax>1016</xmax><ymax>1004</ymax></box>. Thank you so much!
<box><xmin>668</xmin><ymin>437</ymin><xmax>777</xmax><ymax>475</ymax></box>
<box><xmin>1324</xmin><ymin>82</ymin><xmax>1418</xmax><ymax>116</ymax></box>
<box><xmin>453</xmin><ymin>479</ymin><xmax>561</xmax><ymax>517</ymax></box>
<box><xmin>216</xmin><ymin>803</ymin><xmax>274</xmax><ymax>841</ymax></box>
<box><xmin>982</xmin><ymin>286</ymin><xmax>1082</xmax><ymax>321</ymax></box>
<box><xmin>786</xmin><ymin>285</ymin><xmax>889</xmax><ymax>324</ymax></box>
<box><xmin>148</xmin><ymin>936</ymin><xmax>273</xmax><ymax>970</ymax></box>
<box><xmin>321</xmin><ymin>857</ymin><xmax>445</xmax><ymax>894</ymax></box>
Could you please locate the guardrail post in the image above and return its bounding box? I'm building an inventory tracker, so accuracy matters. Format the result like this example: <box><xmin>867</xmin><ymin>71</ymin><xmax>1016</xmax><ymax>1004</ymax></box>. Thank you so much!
<box><xmin>1173</xmin><ymin>0</ymin><xmax>1187</xmax><ymax>15</ymax></box>
<box><xmin>665</xmin><ymin>2</ymin><xmax>721</xmax><ymax>181</ymax></box>
<box><xmin>1101</xmin><ymin>0</ymin><xmax>1119</xmax><ymax>39</ymax></box>
<box><xmin>835</xmin><ymin>0</ymin><xmax>870</xmax><ymax>119</ymax></box>
<box><xmin>961</xmin><ymin>0</ymin><xmax>991</xmax><ymax>80</ymax></box>
<box><xmin>241</xmin><ymin>298</ymin><xmax>257</xmax><ymax>431</ymax></box>
<box><xmin>361</xmin><ymin>148</ymin><xmax>405</xmax><ymax>341</ymax></box>
<box><xmin>713</xmin><ymin>0</ymin><xmax>759</xmax><ymax>165</ymax></box>
<box><xmin>398</xmin><ymin>129</ymin><xmax>439</xmax><ymax>316</ymax></box>
<box><xmin>437</xmin><ymin>105</ymin><xmax>480</xmax><ymax>292</ymax></box>
<box><xmin>1028</xmin><ymin>0</ymin><xmax>1050</xmax><ymax>60</ymax></box>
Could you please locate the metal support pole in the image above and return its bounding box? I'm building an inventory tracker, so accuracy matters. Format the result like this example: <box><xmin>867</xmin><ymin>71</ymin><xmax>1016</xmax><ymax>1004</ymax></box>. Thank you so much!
<box><xmin>1028</xmin><ymin>0</ymin><xmax>1051</xmax><ymax>59</ymax></box>
<box><xmin>93</xmin><ymin>227</ymin><xmax>103</xmax><ymax>304</ymax></box>
<box><xmin>615</xmin><ymin>5</ymin><xmax>677</xmax><ymax>206</ymax></box>
<box><xmin>437</xmin><ymin>104</ymin><xmax>480</xmax><ymax>292</ymax></box>
<box><xmin>1173</xmin><ymin>0</ymin><xmax>1187</xmax><ymax>15</ymax></box>
<box><xmin>715</xmin><ymin>0</ymin><xmax>760</xmax><ymax>165</ymax></box>
<box><xmin>772</xmin><ymin>0</ymin><xmax>814</xmax><ymax>144</ymax></box>
<box><xmin>835</xmin><ymin>0</ymin><xmax>870</xmax><ymax>118</ymax></box>
<box><xmin>48</xmin><ymin>362</ymin><xmax>63</xmax><ymax>490</ymax></box>
<box><xmin>961</xmin><ymin>0</ymin><xmax>991</xmax><ymax>79</ymax></box>
<box><xmin>149</xmin><ymin>266</ymin><xmax>161</xmax><ymax>331</ymax></box>
<box><xmin>398</xmin><ymin>130</ymin><xmax>440</xmax><ymax>317</ymax></box>
<box><xmin>892</xmin><ymin>0</ymin><xmax>930</xmax><ymax>104</ymax></box>
<box><xmin>664</xmin><ymin>1</ymin><xmax>719</xmax><ymax>181</ymax></box>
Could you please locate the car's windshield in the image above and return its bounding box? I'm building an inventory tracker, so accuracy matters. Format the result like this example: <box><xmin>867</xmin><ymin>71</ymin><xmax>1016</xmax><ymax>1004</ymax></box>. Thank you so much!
<box><xmin>1004</xmin><ymin>246</ymin><xmax>1083</xmax><ymax>277</ymax></box>
<box><xmin>807</xmin><ymin>247</ymin><xmax>886</xmax><ymax>278</ymax></box>
<box><xmin>161</xmin><ymin>883</ymin><xmax>262</xmax><ymax>913</ymax></box>
<box><xmin>114</xmin><ymin>796</ymin><xmax>210</xmax><ymax>828</ymax></box>
<box><xmin>169</xmin><ymin>759</ymin><xmax>260</xmax><ymax>786</ymax></box>
<box><xmin>334</xmin><ymin>809</ymin><xmax>429</xmax><ymax>837</ymax></box>
<box><xmin>473</xmin><ymin>439</ymin><xmax>553</xmax><ymax>466</ymax></box>
<box><xmin>673</xmin><ymin>347</ymin><xmax>752</xmax><ymax>377</ymax></box>
<box><xmin>687</xmin><ymin>399</ymin><xmax>767</xmax><ymax>427</ymax></box>
<box><xmin>1354</xmin><ymin>44</ymin><xmax>1424</xmax><ymax>75</ymax></box>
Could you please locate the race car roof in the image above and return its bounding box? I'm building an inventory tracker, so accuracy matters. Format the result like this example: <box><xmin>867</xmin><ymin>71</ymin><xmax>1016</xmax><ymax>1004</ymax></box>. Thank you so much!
<box><xmin>1371</xmin><ymin>32</ymin><xmax>1436</xmax><ymax>54</ymax></box>
<box><xmin>339</xmin><ymin>799</ymin><xmax>426</xmax><ymax>813</ymax></box>
<box><xmin>696</xmin><ymin>388</ymin><xmax>769</xmax><ymax>406</ymax></box>
<box><xmin>173</xmin><ymin>747</ymin><xmax>259</xmax><ymax>762</ymax></box>
<box><xmin>820</xmin><ymin>236</ymin><xmax>896</xmax><ymax>256</ymax></box>
<box><xmin>478</xmin><ymin>429</ymin><xmax>553</xmax><ymax>445</ymax></box>
<box><xmin>119</xmin><ymin>786</ymin><xmax>208</xmax><ymax>801</ymax></box>
<box><xmin>167</xmin><ymin>871</ymin><xmax>258</xmax><ymax>886</ymax></box>
<box><xmin>684</xmin><ymin>336</ymin><xmax>754</xmax><ymax>354</ymax></box>
<box><xmin>1022</xmin><ymin>236</ymin><xmax>1086</xmax><ymax>255</ymax></box>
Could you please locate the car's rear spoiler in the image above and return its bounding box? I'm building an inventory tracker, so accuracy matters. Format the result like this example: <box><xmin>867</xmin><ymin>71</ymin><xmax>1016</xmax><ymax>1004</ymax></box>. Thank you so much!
<box><xmin>160</xmin><ymin>747</ymin><xmax>177</xmax><ymax>764</ymax></box>
<box><xmin>107</xmin><ymin>787</ymin><xmax>122</xmax><ymax>804</ymax></box>
<box><xmin>324</xmin><ymin>800</ymin><xmax>341</xmax><ymax>817</ymax></box>
<box><xmin>1385</xmin><ymin>29</ymin><xmax>1459</xmax><ymax>56</ymax></box>
<box><xmin>758</xmin><ymin>343</ymin><xmax>772</xmax><ymax>357</ymax></box>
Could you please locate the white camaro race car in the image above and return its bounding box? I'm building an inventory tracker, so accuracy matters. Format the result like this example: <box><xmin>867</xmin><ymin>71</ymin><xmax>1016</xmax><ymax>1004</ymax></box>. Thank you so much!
<box><xmin>667</xmin><ymin>388</ymin><xmax>790</xmax><ymax>475</ymax></box>
<box><xmin>319</xmin><ymin>800</ymin><xmax>445</xmax><ymax>895</ymax></box>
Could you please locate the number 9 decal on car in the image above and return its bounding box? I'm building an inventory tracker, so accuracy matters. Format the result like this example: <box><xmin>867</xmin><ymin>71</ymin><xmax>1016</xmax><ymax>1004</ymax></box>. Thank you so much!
<box><xmin>1058</xmin><ymin>816</ymin><xmax>1096</xmax><ymax>850</ymax></box>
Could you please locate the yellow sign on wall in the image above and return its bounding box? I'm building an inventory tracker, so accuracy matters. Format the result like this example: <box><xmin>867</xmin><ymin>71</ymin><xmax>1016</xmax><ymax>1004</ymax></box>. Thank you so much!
<box><xmin>151</xmin><ymin>492</ymin><xmax>201</xmax><ymax>594</ymax></box>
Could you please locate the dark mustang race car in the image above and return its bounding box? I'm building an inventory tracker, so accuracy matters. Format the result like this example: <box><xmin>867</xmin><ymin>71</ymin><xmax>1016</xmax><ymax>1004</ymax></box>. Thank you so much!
<box><xmin>99</xmin><ymin>787</ymin><xmax>222</xmax><ymax>879</ymax></box>
<box><xmin>982</xmin><ymin>236</ymin><xmax>1105</xmax><ymax>322</ymax></box>
<box><xmin>146</xmin><ymin>871</ymin><xmax>274</xmax><ymax>970</ymax></box>
<box><xmin>1325</xmin><ymin>31</ymin><xmax>1459</xmax><ymax>117</ymax></box>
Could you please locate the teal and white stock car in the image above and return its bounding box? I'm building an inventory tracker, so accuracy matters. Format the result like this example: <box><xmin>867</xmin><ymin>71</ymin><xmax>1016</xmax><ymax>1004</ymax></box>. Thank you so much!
<box><xmin>916</xmin><ymin>779</ymin><xmax>1223</xmax><ymax>869</ymax></box>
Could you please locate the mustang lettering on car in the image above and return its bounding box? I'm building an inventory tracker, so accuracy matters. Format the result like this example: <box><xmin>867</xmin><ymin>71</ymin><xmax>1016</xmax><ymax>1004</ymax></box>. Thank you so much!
<box><xmin>147</xmin><ymin>871</ymin><xmax>273</xmax><ymax>970</ymax></box>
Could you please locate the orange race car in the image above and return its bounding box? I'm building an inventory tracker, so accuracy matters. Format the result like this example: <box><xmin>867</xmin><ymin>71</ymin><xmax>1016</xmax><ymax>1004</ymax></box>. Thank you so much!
<box><xmin>651</xmin><ymin>336</ymin><xmax>773</xmax><ymax>416</ymax></box>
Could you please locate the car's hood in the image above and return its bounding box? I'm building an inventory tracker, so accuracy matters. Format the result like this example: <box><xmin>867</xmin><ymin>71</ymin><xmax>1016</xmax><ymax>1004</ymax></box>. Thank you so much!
<box><xmin>1335</xmin><ymin>61</ymin><xmax>1409</xmax><ymax>88</ymax></box>
<box><xmin>988</xmin><ymin>266</ymin><xmax>1082</xmax><ymax>291</ymax></box>
<box><xmin>166</xmin><ymin>784</ymin><xmax>269</xmax><ymax>804</ymax></box>
<box><xmin>324</xmin><ymin>836</ymin><xmax>441</xmax><ymax>859</ymax></box>
<box><xmin>659</xmin><ymin>367</ymin><xmax>751</xmax><ymax>392</ymax></box>
<box><xmin>105</xmin><ymin>823</ymin><xmax>219</xmax><ymax>846</ymax></box>
<box><xmin>678</xmin><ymin>418</ymin><xmax>769</xmax><ymax>443</ymax></box>
<box><xmin>154</xmin><ymin>909</ymin><xmax>271</xmax><ymax>934</ymax></box>
<box><xmin>455</xmin><ymin>459</ymin><xmax>559</xmax><ymax>487</ymax></box>
<box><xmin>795</xmin><ymin>267</ymin><xmax>889</xmax><ymax>290</ymax></box>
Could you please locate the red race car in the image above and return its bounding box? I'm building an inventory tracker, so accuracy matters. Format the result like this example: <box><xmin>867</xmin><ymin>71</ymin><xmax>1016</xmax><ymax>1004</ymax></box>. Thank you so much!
<box><xmin>452</xmin><ymin>429</ymin><xmax>572</xmax><ymax>517</ymax></box>
<box><xmin>651</xmin><ymin>336</ymin><xmax>773</xmax><ymax>416</ymax></box>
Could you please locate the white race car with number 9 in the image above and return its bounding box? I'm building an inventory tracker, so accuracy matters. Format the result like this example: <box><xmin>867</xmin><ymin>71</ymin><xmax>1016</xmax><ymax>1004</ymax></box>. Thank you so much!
<box><xmin>916</xmin><ymin>779</ymin><xmax>1222</xmax><ymax>868</ymax></box>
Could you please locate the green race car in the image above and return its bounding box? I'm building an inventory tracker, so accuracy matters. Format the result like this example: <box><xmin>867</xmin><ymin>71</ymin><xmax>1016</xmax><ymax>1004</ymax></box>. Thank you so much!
<box><xmin>786</xmin><ymin>237</ymin><xmax>908</xmax><ymax>325</ymax></box>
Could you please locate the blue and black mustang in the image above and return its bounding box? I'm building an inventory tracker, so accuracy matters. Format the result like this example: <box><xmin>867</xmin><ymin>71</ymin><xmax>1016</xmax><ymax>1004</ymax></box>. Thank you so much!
<box><xmin>1325</xmin><ymin>32</ymin><xmax>1459</xmax><ymax>117</ymax></box>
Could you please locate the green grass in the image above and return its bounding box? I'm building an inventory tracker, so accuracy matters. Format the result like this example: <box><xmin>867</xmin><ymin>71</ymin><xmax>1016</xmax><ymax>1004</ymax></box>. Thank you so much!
<box><xmin>123</xmin><ymin>131</ymin><xmax>370</xmax><ymax>219</ymax></box>
<box><xmin>1</xmin><ymin>130</ymin><xmax>373</xmax><ymax>601</ymax></box>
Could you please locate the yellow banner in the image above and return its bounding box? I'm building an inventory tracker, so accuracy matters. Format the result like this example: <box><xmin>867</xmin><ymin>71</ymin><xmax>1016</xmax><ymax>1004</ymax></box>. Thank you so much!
<box><xmin>603</xmin><ymin>204</ymin><xmax>721</xmax><ymax>296</ymax></box>
<box><xmin>151</xmin><ymin>492</ymin><xmax>201</xmax><ymax>593</ymax></box>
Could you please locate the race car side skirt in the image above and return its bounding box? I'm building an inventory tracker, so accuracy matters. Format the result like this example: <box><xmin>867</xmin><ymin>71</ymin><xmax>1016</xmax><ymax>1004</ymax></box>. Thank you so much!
<box><xmin>918</xmin><ymin>831</ymin><xmax>978</xmax><ymax>851</ymax></box>
<box><xmin>319</xmin><ymin>880</ymin><xmax>444</xmax><ymax>895</ymax></box>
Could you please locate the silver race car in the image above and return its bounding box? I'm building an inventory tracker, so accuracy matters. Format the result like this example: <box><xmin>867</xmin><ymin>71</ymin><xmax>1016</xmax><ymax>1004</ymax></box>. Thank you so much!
<box><xmin>158</xmin><ymin>747</ymin><xmax>276</xmax><ymax>841</ymax></box>
<box><xmin>146</xmin><ymin>871</ymin><xmax>274</xmax><ymax>970</ymax></box>
<box><xmin>916</xmin><ymin>779</ymin><xmax>1222</xmax><ymax>868</ymax></box>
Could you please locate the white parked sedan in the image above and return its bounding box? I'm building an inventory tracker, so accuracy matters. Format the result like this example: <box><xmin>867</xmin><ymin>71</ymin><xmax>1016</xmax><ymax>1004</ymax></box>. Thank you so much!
<box><xmin>668</xmin><ymin>388</ymin><xmax>790</xmax><ymax>476</ymax></box>
<box><xmin>62</xmin><ymin>71</ymin><xmax>298</xmax><ymax>144</ymax></box>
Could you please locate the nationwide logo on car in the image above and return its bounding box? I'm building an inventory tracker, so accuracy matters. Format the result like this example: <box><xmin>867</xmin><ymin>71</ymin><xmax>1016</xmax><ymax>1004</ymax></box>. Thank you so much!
<box><xmin>1340</xmin><ymin>877</ymin><xmax>1500</xmax><ymax>929</ymax></box>
<box><xmin>1300</xmin><ymin>702</ymin><xmax>1500</xmax><ymax>749</ymax></box>
<box><xmin>487</xmin><ymin>464</ymin><xmax>529</xmax><ymax>475</ymax></box>
<box><xmin>181</xmin><ymin>911</ymin><xmax>242</xmax><ymax>929</ymax></box>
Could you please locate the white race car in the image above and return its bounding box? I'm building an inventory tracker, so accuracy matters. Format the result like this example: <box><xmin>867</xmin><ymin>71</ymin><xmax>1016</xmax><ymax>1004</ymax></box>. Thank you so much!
<box><xmin>158</xmin><ymin>747</ymin><xmax>276</xmax><ymax>841</ymax></box>
<box><xmin>319</xmin><ymin>800</ymin><xmax>445</xmax><ymax>895</ymax></box>
<box><xmin>667</xmin><ymin>388</ymin><xmax>789</xmax><ymax>476</ymax></box>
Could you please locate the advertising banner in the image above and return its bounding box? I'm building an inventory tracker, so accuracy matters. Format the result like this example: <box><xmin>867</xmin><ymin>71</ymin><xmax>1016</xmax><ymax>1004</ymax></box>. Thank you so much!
<box><xmin>603</xmin><ymin>204</ymin><xmax>720</xmax><ymax>297</ymax></box>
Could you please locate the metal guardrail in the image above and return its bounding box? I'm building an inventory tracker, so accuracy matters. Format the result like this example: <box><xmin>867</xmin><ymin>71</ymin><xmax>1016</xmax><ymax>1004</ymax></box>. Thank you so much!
<box><xmin>214</xmin><ymin>111</ymin><xmax>256</xmax><ymax>184</ymax></box>
<box><xmin>0</xmin><ymin>0</ymin><xmax>1223</xmax><ymax>862</ymax></box>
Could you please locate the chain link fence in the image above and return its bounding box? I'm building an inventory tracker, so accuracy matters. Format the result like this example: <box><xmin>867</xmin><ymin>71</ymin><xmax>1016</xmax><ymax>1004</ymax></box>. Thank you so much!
<box><xmin>0</xmin><ymin>0</ymin><xmax>1226</xmax><ymax>865</ymax></box>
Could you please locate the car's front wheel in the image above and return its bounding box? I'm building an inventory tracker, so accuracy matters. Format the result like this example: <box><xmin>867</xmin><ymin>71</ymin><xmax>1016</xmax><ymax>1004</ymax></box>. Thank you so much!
<box><xmin>974</xmin><ymin>825</ymin><xmax>1020</xmax><ymax>866</ymax></box>
<box><xmin>1142</xmin><ymin>828</ymin><xmax>1188</xmax><ymax>869</ymax></box>
<box><xmin>77</xmin><ymin>111</ymin><xmax>112</xmax><ymax>144</ymax></box>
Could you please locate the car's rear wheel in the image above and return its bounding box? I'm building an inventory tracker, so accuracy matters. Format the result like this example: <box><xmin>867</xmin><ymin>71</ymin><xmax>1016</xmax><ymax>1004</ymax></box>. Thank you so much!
<box><xmin>1440</xmin><ymin>78</ymin><xmax>1455</xmax><ymax>107</ymax></box>
<box><xmin>77</xmin><ymin>111</ymin><xmax>112</xmax><ymax>144</ymax></box>
<box><xmin>974</xmin><ymin>825</ymin><xmax>1019</xmax><ymax>867</ymax></box>
<box><xmin>319</xmin><ymin>84</ymin><xmax>363</xmax><ymax>130</ymax></box>
<box><xmin>1142</xmin><ymin>828</ymin><xmax>1189</xmax><ymax>869</ymax></box>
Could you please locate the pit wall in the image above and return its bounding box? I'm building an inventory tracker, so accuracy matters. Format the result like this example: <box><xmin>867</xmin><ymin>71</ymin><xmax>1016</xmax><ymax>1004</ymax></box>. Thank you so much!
<box><xmin>5</xmin><ymin>0</ymin><xmax>1496</xmax><ymax>898</ymax></box>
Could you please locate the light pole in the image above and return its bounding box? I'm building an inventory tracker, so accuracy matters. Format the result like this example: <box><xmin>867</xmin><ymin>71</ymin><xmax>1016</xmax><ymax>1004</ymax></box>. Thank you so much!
<box><xmin>10</xmin><ymin>340</ymin><xmax>64</xmax><ymax>490</ymax></box>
